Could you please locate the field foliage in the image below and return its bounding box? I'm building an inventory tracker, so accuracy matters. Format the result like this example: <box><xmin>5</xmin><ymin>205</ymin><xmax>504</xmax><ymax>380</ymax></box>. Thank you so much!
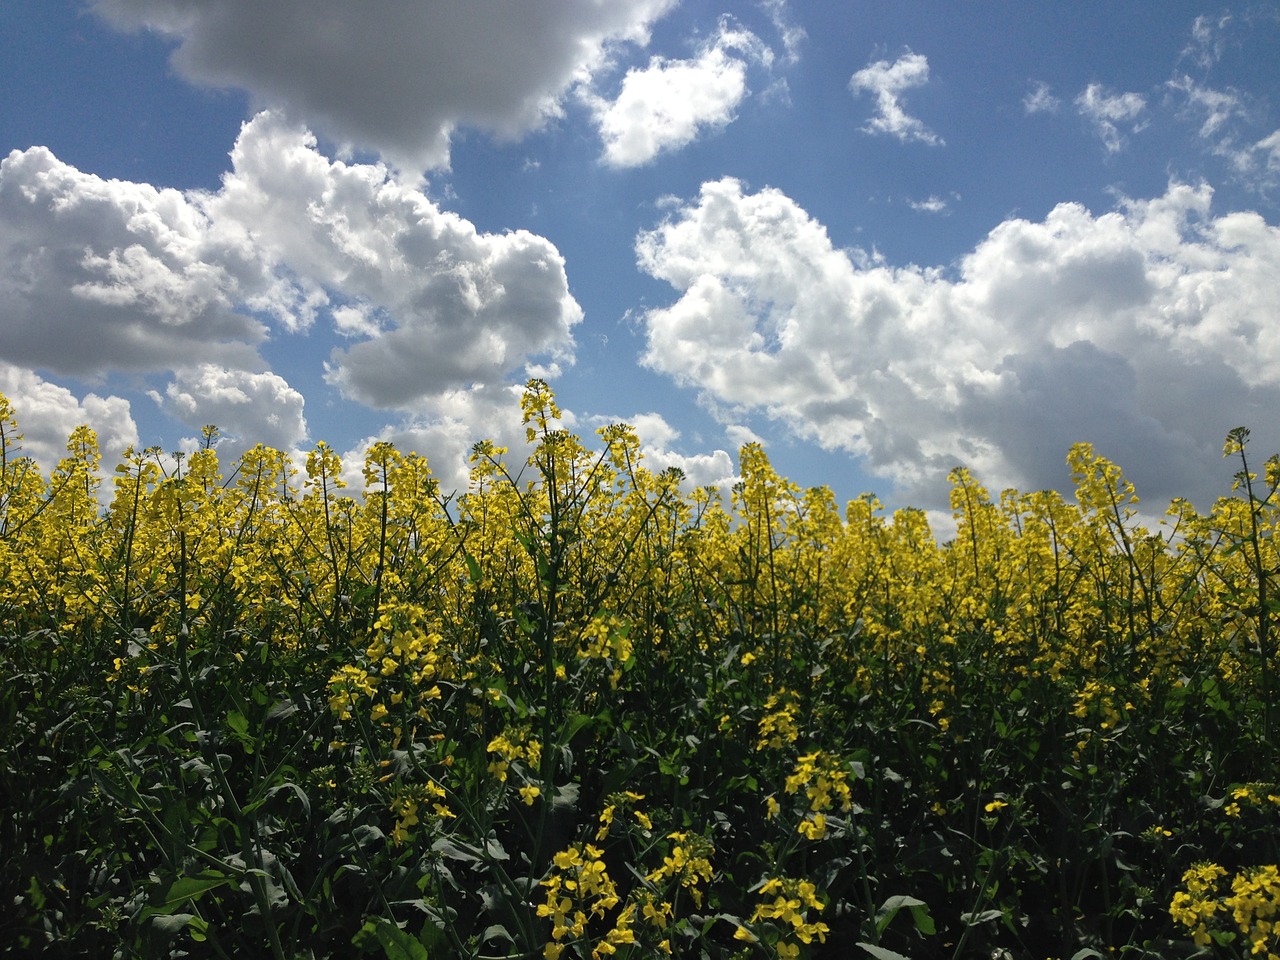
<box><xmin>1</xmin><ymin>381</ymin><xmax>1278</xmax><ymax>959</ymax></box>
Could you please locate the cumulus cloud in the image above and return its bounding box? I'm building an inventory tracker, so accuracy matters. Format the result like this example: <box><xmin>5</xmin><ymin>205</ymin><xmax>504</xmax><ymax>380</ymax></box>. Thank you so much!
<box><xmin>338</xmin><ymin>381</ymin><xmax>549</xmax><ymax>499</ymax></box>
<box><xmin>151</xmin><ymin>364</ymin><xmax>308</xmax><ymax>454</ymax></box>
<box><xmin>0</xmin><ymin>112</ymin><xmax>582</xmax><ymax>426</ymax></box>
<box><xmin>0</xmin><ymin>362</ymin><xmax>138</xmax><ymax>474</ymax></box>
<box><xmin>204</xmin><ymin>114</ymin><xmax>583</xmax><ymax>407</ymax></box>
<box><xmin>636</xmin><ymin>176</ymin><xmax>1280</xmax><ymax>512</ymax></box>
<box><xmin>587</xmin><ymin>18</ymin><xmax>771</xmax><ymax>167</ymax></box>
<box><xmin>587</xmin><ymin>410</ymin><xmax>738</xmax><ymax>489</ymax></box>
<box><xmin>0</xmin><ymin>146</ymin><xmax>270</xmax><ymax>375</ymax></box>
<box><xmin>1076</xmin><ymin>83</ymin><xmax>1148</xmax><ymax>152</ymax></box>
<box><xmin>90</xmin><ymin>0</ymin><xmax>677</xmax><ymax>172</ymax></box>
<box><xmin>849</xmin><ymin>51</ymin><xmax>942</xmax><ymax>145</ymax></box>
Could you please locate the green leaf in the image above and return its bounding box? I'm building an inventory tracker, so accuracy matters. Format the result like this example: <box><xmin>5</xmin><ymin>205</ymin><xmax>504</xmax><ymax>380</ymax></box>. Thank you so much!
<box><xmin>369</xmin><ymin>916</ymin><xmax>430</xmax><ymax>960</ymax></box>
<box><xmin>267</xmin><ymin>781</ymin><xmax>312</xmax><ymax>820</ymax></box>
<box><xmin>912</xmin><ymin>906</ymin><xmax>937</xmax><ymax>935</ymax></box>
<box><xmin>876</xmin><ymin>895</ymin><xmax>931</xmax><ymax>936</ymax></box>
<box><xmin>560</xmin><ymin>712</ymin><xmax>594</xmax><ymax>742</ymax></box>
<box><xmin>141</xmin><ymin>871</ymin><xmax>234</xmax><ymax>918</ymax></box>
<box><xmin>147</xmin><ymin>912</ymin><xmax>202</xmax><ymax>937</ymax></box>
<box><xmin>874</xmin><ymin>895</ymin><xmax>935</xmax><ymax>937</ymax></box>
<box><xmin>431</xmin><ymin>838</ymin><xmax>484</xmax><ymax>864</ymax></box>
<box><xmin>552</xmin><ymin>781</ymin><xmax>580</xmax><ymax>815</ymax></box>
<box><xmin>858</xmin><ymin>943</ymin><xmax>912</xmax><ymax>960</ymax></box>
<box><xmin>480</xmin><ymin>924</ymin><xmax>514</xmax><ymax>944</ymax></box>
<box><xmin>266</xmin><ymin>700</ymin><xmax>298</xmax><ymax>722</ymax></box>
<box><xmin>227</xmin><ymin>710</ymin><xmax>249</xmax><ymax>737</ymax></box>
<box><xmin>960</xmin><ymin>908</ymin><xmax>1004</xmax><ymax>925</ymax></box>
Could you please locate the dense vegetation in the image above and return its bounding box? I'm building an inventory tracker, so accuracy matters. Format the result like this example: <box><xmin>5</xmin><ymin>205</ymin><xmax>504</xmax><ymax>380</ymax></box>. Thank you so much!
<box><xmin>1</xmin><ymin>381</ymin><xmax>1277</xmax><ymax>959</ymax></box>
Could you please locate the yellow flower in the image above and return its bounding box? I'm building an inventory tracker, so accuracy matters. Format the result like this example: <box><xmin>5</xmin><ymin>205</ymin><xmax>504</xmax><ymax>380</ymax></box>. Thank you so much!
<box><xmin>519</xmin><ymin>784</ymin><xmax>542</xmax><ymax>805</ymax></box>
<box><xmin>642</xmin><ymin>899</ymin><xmax>671</xmax><ymax>930</ymax></box>
<box><xmin>797</xmin><ymin>812</ymin><xmax>827</xmax><ymax>840</ymax></box>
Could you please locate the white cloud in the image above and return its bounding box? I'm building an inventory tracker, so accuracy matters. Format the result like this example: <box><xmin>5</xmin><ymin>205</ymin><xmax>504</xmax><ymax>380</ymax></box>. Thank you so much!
<box><xmin>1169</xmin><ymin>75</ymin><xmax>1245</xmax><ymax>139</ymax></box>
<box><xmin>588</xmin><ymin>410</ymin><xmax>738</xmax><ymax>489</ymax></box>
<box><xmin>0</xmin><ymin>362</ymin><xmax>139</xmax><ymax>475</ymax></box>
<box><xmin>152</xmin><ymin>364</ymin><xmax>308</xmax><ymax>455</ymax></box>
<box><xmin>339</xmin><ymin>382</ymin><xmax>544</xmax><ymax>499</ymax></box>
<box><xmin>1254</xmin><ymin>130</ymin><xmax>1280</xmax><ymax>172</ymax></box>
<box><xmin>0</xmin><ymin>146</ymin><xmax>271</xmax><ymax>375</ymax></box>
<box><xmin>725</xmin><ymin>423</ymin><xmax>765</xmax><ymax>449</ymax></box>
<box><xmin>588</xmin><ymin>19</ymin><xmax>770</xmax><ymax>167</ymax></box>
<box><xmin>849</xmin><ymin>51</ymin><xmax>942</xmax><ymax>145</ymax></box>
<box><xmin>636</xmin><ymin>177</ymin><xmax>1280</xmax><ymax>512</ymax></box>
<box><xmin>1023</xmin><ymin>80</ymin><xmax>1060</xmax><ymax>115</ymax></box>
<box><xmin>1164</xmin><ymin>73</ymin><xmax>1280</xmax><ymax>192</ymax></box>
<box><xmin>342</xmin><ymin>390</ymin><xmax>740</xmax><ymax>502</ymax></box>
<box><xmin>1182</xmin><ymin>12</ymin><xmax>1233</xmax><ymax>69</ymax></box>
<box><xmin>1166</xmin><ymin>74</ymin><xmax>1269</xmax><ymax>184</ymax></box>
<box><xmin>908</xmin><ymin>195</ymin><xmax>951</xmax><ymax>214</ymax></box>
<box><xmin>208</xmin><ymin>114</ymin><xmax>583</xmax><ymax>407</ymax></box>
<box><xmin>0</xmin><ymin>113</ymin><xmax>583</xmax><ymax>423</ymax></box>
<box><xmin>90</xmin><ymin>0</ymin><xmax>678</xmax><ymax>172</ymax></box>
<box><xmin>759</xmin><ymin>0</ymin><xmax>805</xmax><ymax>64</ymax></box>
<box><xmin>1075</xmin><ymin>83</ymin><xmax>1148</xmax><ymax>152</ymax></box>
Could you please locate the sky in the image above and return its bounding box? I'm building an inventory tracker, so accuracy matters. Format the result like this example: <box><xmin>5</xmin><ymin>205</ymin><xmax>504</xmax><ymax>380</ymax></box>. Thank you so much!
<box><xmin>3</xmin><ymin>1</ymin><xmax>1280</xmax><ymax>528</ymax></box>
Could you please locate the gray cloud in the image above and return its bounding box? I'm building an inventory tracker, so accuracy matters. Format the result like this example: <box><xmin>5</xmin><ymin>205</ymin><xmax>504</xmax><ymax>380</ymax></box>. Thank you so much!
<box><xmin>91</xmin><ymin>0</ymin><xmax>678</xmax><ymax>172</ymax></box>
<box><xmin>1</xmin><ymin>113</ymin><xmax>582</xmax><ymax>449</ymax></box>
<box><xmin>0</xmin><ymin>146</ymin><xmax>269</xmax><ymax>375</ymax></box>
<box><xmin>153</xmin><ymin>363</ymin><xmax>309</xmax><ymax>455</ymax></box>
<box><xmin>206</xmin><ymin>114</ymin><xmax>583</xmax><ymax>409</ymax></box>
<box><xmin>637</xmin><ymin>177</ymin><xmax>1280</xmax><ymax>511</ymax></box>
<box><xmin>0</xmin><ymin>362</ymin><xmax>139</xmax><ymax>475</ymax></box>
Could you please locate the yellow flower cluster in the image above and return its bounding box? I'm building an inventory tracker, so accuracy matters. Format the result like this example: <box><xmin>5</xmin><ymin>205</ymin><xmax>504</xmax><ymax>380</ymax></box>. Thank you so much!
<box><xmin>3</xmin><ymin>382</ymin><xmax>1273</xmax><ymax>773</ymax></box>
<box><xmin>1172</xmin><ymin>862</ymin><xmax>1280</xmax><ymax>957</ymax></box>
<box><xmin>756</xmin><ymin>690</ymin><xmax>802</xmax><ymax>751</ymax></box>
<box><xmin>327</xmin><ymin>665</ymin><xmax>379</xmax><ymax>721</ymax></box>
<box><xmin>644</xmin><ymin>831</ymin><xmax>715</xmax><ymax>907</ymax></box>
<box><xmin>485</xmin><ymin>726</ymin><xmax>541</xmax><ymax>783</ymax></box>
<box><xmin>736</xmin><ymin>876</ymin><xmax>830</xmax><ymax>956</ymax></box>
<box><xmin>389</xmin><ymin>781</ymin><xmax>451</xmax><ymax>844</ymax></box>
<box><xmin>595</xmin><ymin>790</ymin><xmax>651</xmax><ymax>841</ymax></box>
<box><xmin>538</xmin><ymin>843</ymin><xmax>622</xmax><ymax>959</ymax></box>
<box><xmin>1225</xmin><ymin>783</ymin><xmax>1280</xmax><ymax>819</ymax></box>
<box><xmin>5</xmin><ymin>382</ymin><xmax>1280</xmax><ymax>958</ymax></box>
<box><xmin>785</xmin><ymin>750</ymin><xmax>854</xmax><ymax>814</ymax></box>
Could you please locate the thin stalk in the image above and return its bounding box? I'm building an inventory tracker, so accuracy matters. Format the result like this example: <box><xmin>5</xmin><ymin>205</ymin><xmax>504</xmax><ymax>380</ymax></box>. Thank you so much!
<box><xmin>172</xmin><ymin>489</ymin><xmax>288</xmax><ymax>960</ymax></box>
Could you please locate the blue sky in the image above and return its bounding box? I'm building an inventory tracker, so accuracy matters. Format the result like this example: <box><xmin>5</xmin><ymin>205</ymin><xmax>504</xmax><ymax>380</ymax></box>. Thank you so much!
<box><xmin>3</xmin><ymin>1</ymin><xmax>1280</xmax><ymax>524</ymax></box>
